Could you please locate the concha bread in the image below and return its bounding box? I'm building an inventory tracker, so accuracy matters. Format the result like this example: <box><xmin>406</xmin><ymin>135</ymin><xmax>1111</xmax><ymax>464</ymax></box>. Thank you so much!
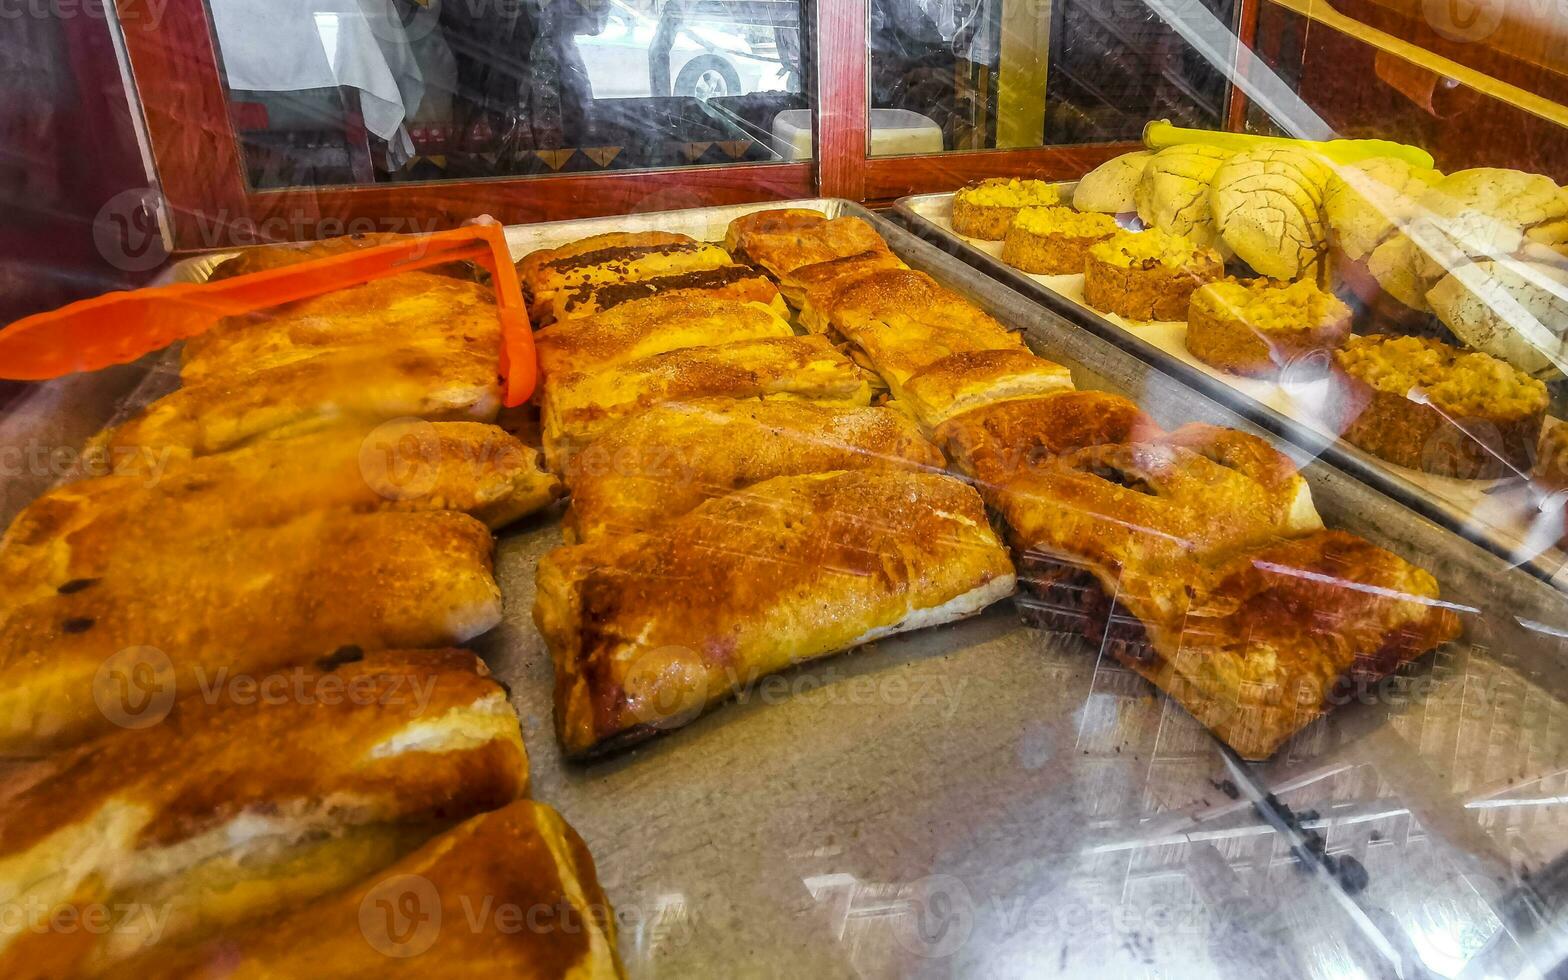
<box><xmin>1427</xmin><ymin>259</ymin><xmax>1568</xmax><ymax>378</ymax></box>
<box><xmin>1135</xmin><ymin>144</ymin><xmax>1232</xmax><ymax>252</ymax></box>
<box><xmin>1073</xmin><ymin>151</ymin><xmax>1152</xmax><ymax>214</ymax></box>
<box><xmin>1324</xmin><ymin>157</ymin><xmax>1442</xmax><ymax>262</ymax></box>
<box><xmin>1211</xmin><ymin>147</ymin><xmax>1335</xmax><ymax>282</ymax></box>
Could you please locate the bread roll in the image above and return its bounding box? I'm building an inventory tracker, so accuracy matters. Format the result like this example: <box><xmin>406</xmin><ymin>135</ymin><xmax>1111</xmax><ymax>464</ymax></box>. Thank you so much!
<box><xmin>1427</xmin><ymin>260</ymin><xmax>1568</xmax><ymax>377</ymax></box>
<box><xmin>1211</xmin><ymin>147</ymin><xmax>1335</xmax><ymax>282</ymax></box>
<box><xmin>1134</xmin><ymin>144</ymin><xmax>1231</xmax><ymax>252</ymax></box>
<box><xmin>1073</xmin><ymin>151</ymin><xmax>1153</xmax><ymax>213</ymax></box>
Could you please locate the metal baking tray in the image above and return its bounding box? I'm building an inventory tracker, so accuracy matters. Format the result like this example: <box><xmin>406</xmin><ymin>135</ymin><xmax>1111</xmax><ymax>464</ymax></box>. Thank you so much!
<box><xmin>892</xmin><ymin>190</ymin><xmax>1568</xmax><ymax>597</ymax></box>
<box><xmin>7</xmin><ymin>199</ymin><xmax>1568</xmax><ymax>977</ymax></box>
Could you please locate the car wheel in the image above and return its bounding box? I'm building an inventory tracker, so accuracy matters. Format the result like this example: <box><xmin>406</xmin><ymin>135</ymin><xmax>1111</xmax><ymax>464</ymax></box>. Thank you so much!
<box><xmin>675</xmin><ymin>55</ymin><xmax>741</xmax><ymax>100</ymax></box>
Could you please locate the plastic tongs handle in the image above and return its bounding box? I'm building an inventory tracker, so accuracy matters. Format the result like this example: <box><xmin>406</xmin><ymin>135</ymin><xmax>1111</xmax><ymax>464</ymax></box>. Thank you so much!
<box><xmin>0</xmin><ymin>225</ymin><xmax>537</xmax><ymax>407</ymax></box>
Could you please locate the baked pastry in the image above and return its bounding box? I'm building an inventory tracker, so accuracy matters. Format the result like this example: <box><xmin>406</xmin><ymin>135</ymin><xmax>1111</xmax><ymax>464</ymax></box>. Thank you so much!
<box><xmin>523</xmin><ymin>237</ymin><xmax>730</xmax><ymax>322</ymax></box>
<box><xmin>1427</xmin><ymin>259</ymin><xmax>1568</xmax><ymax>377</ymax></box>
<box><xmin>563</xmin><ymin>398</ymin><xmax>944</xmax><ymax>542</ymax></box>
<box><xmin>899</xmin><ymin>349</ymin><xmax>1074</xmax><ymax>429</ymax></box>
<box><xmin>535</xmin><ymin>469</ymin><xmax>1016</xmax><ymax>757</ymax></box>
<box><xmin>734</xmin><ymin>215</ymin><xmax>887</xmax><ymax>278</ymax></box>
<box><xmin>1072</xmin><ymin>150</ymin><xmax>1152</xmax><ymax>214</ymax></box>
<box><xmin>1</xmin><ymin>421</ymin><xmax>555</xmax><ymax>611</ymax></box>
<box><xmin>539</xmin><ymin>335</ymin><xmax>872</xmax><ymax>472</ymax></box>
<box><xmin>1328</xmin><ymin>334</ymin><xmax>1548</xmax><ymax>478</ymax></box>
<box><xmin>1186</xmin><ymin>278</ymin><xmax>1352</xmax><ymax>378</ymax></box>
<box><xmin>518</xmin><ymin>229</ymin><xmax>695</xmax><ymax>301</ymax></box>
<box><xmin>778</xmin><ymin>248</ymin><xmax>906</xmax><ymax>310</ymax></box>
<box><xmin>543</xmin><ymin>263</ymin><xmax>785</xmax><ymax>323</ymax></box>
<box><xmin>181</xmin><ymin>274</ymin><xmax>499</xmax><ymax>384</ymax></box>
<box><xmin>1324</xmin><ymin>157</ymin><xmax>1442</xmax><ymax>267</ymax></box>
<box><xmin>102</xmin><ymin>802</ymin><xmax>622</xmax><ymax>980</ymax></box>
<box><xmin>93</xmin><ymin>343</ymin><xmax>503</xmax><ymax>469</ymax></box>
<box><xmin>725</xmin><ymin>207</ymin><xmax>826</xmax><ymax>253</ymax></box>
<box><xmin>1084</xmin><ymin>229</ymin><xmax>1224</xmax><ymax>321</ymax></box>
<box><xmin>951</xmin><ymin>178</ymin><xmax>1061</xmax><ymax>240</ymax></box>
<box><xmin>1123</xmin><ymin>531</ymin><xmax>1461</xmax><ymax>759</ymax></box>
<box><xmin>207</xmin><ymin>232</ymin><xmax>475</xmax><ymax>282</ymax></box>
<box><xmin>933</xmin><ymin>390</ymin><xmax>1159</xmax><ymax>484</ymax></box>
<box><xmin>1001</xmin><ymin>206</ymin><xmax>1121</xmax><ymax>275</ymax></box>
<box><xmin>533</xmin><ymin>295</ymin><xmax>794</xmax><ymax>381</ymax></box>
<box><xmin>0</xmin><ymin>650</ymin><xmax>528</xmax><ymax>976</ymax></box>
<box><xmin>1134</xmin><ymin>144</ymin><xmax>1231</xmax><ymax>251</ymax></box>
<box><xmin>1210</xmin><ymin>146</ymin><xmax>1335</xmax><ymax>282</ymax></box>
<box><xmin>0</xmin><ymin>510</ymin><xmax>502</xmax><ymax>756</ymax></box>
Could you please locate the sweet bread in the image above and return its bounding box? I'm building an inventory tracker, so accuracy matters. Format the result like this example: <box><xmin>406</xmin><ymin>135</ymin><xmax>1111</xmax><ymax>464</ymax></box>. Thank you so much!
<box><xmin>533</xmin><ymin>295</ymin><xmax>794</xmax><ymax>381</ymax></box>
<box><xmin>951</xmin><ymin>178</ymin><xmax>1061</xmax><ymax>240</ymax></box>
<box><xmin>1185</xmin><ymin>278</ymin><xmax>1351</xmax><ymax>378</ymax></box>
<box><xmin>1001</xmin><ymin>206</ymin><xmax>1120</xmax><ymax>275</ymax></box>
<box><xmin>900</xmin><ymin>349</ymin><xmax>1074</xmax><ymax>429</ymax></box>
<box><xmin>725</xmin><ymin>208</ymin><xmax>825</xmax><ymax>253</ymax></box>
<box><xmin>536</xmin><ymin>470</ymin><xmax>1015</xmax><ymax>757</ymax></box>
<box><xmin>1083</xmin><ymin>229</ymin><xmax>1224</xmax><ymax>321</ymax></box>
<box><xmin>933</xmin><ymin>390</ymin><xmax>1159</xmax><ymax>484</ymax></box>
<box><xmin>544</xmin><ymin>263</ymin><xmax>784</xmax><ymax>323</ymax></box>
<box><xmin>517</xmin><ymin>230</ymin><xmax>695</xmax><ymax>302</ymax></box>
<box><xmin>523</xmin><ymin>237</ymin><xmax>729</xmax><ymax>322</ymax></box>
<box><xmin>1328</xmin><ymin>334</ymin><xmax>1547</xmax><ymax>478</ymax></box>
<box><xmin>778</xmin><ymin>248</ymin><xmax>906</xmax><ymax>311</ymax></box>
<box><xmin>734</xmin><ymin>215</ymin><xmax>887</xmax><ymax>278</ymax></box>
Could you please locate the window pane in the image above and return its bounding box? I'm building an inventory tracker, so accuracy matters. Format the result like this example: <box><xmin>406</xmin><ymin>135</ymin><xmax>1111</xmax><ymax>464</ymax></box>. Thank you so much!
<box><xmin>206</xmin><ymin>0</ymin><xmax>809</xmax><ymax>189</ymax></box>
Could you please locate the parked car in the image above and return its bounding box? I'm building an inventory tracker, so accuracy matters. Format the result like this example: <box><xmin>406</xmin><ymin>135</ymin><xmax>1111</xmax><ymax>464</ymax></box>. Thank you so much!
<box><xmin>578</xmin><ymin>0</ymin><xmax>790</xmax><ymax>100</ymax></box>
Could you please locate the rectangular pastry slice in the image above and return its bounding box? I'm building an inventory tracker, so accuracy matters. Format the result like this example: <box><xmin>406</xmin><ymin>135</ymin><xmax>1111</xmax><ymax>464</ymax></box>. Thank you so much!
<box><xmin>101</xmin><ymin>801</ymin><xmax>623</xmax><ymax>980</ymax></box>
<box><xmin>1116</xmin><ymin>531</ymin><xmax>1461</xmax><ymax>759</ymax></box>
<box><xmin>1</xmin><ymin>421</ymin><xmax>556</xmax><ymax>612</ymax></box>
<box><xmin>207</xmin><ymin>232</ymin><xmax>481</xmax><ymax>282</ymax></box>
<box><xmin>0</xmin><ymin>649</ymin><xmax>528</xmax><ymax>976</ymax></box>
<box><xmin>778</xmin><ymin>248</ymin><xmax>907</xmax><ymax>311</ymax></box>
<box><xmin>735</xmin><ymin>215</ymin><xmax>888</xmax><ymax>278</ymax></box>
<box><xmin>92</xmin><ymin>343</ymin><xmax>503</xmax><ymax>468</ymax></box>
<box><xmin>801</xmin><ymin>269</ymin><xmax>1020</xmax><ymax>365</ymax></box>
<box><xmin>543</xmin><ymin>263</ymin><xmax>785</xmax><ymax>323</ymax></box>
<box><xmin>724</xmin><ymin>208</ymin><xmax>826</xmax><ymax>253</ymax></box>
<box><xmin>933</xmin><ymin>390</ymin><xmax>1159</xmax><ymax>484</ymax></box>
<box><xmin>563</xmin><ymin>398</ymin><xmax>944</xmax><ymax>542</ymax></box>
<box><xmin>533</xmin><ymin>295</ymin><xmax>793</xmax><ymax>382</ymax></box>
<box><xmin>524</xmin><ymin>238</ymin><xmax>731</xmax><ymax>322</ymax></box>
<box><xmin>540</xmin><ymin>335</ymin><xmax>872</xmax><ymax>472</ymax></box>
<box><xmin>0</xmin><ymin>510</ymin><xmax>502</xmax><ymax>756</ymax></box>
<box><xmin>899</xmin><ymin>349</ymin><xmax>1074</xmax><ymax>430</ymax></box>
<box><xmin>181</xmin><ymin>274</ymin><xmax>500</xmax><ymax>384</ymax></box>
<box><xmin>535</xmin><ymin>469</ymin><xmax>1017</xmax><ymax>757</ymax></box>
<box><xmin>518</xmin><ymin>230</ymin><xmax>695</xmax><ymax>300</ymax></box>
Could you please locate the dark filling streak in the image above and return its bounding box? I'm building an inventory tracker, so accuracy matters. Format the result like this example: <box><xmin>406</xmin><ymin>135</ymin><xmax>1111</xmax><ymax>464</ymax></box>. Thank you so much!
<box><xmin>566</xmin><ymin>266</ymin><xmax>762</xmax><ymax>314</ymax></box>
<box><xmin>544</xmin><ymin>242</ymin><xmax>706</xmax><ymax>275</ymax></box>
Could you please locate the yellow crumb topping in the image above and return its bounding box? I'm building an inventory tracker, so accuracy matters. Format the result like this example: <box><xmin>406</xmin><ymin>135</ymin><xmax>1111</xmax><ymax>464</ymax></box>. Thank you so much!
<box><xmin>1090</xmin><ymin>228</ymin><xmax>1202</xmax><ymax>267</ymax></box>
<box><xmin>1012</xmin><ymin>206</ymin><xmax>1120</xmax><ymax>238</ymax></box>
<box><xmin>1196</xmin><ymin>279</ymin><xmax>1350</xmax><ymax>333</ymax></box>
<box><xmin>1337</xmin><ymin>335</ymin><xmax>1547</xmax><ymax>417</ymax></box>
<box><xmin>956</xmin><ymin>179</ymin><xmax>1061</xmax><ymax>208</ymax></box>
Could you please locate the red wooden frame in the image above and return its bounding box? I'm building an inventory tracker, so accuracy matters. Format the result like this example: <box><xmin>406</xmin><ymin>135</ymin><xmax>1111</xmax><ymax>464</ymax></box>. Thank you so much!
<box><xmin>118</xmin><ymin>0</ymin><xmax>1229</xmax><ymax>251</ymax></box>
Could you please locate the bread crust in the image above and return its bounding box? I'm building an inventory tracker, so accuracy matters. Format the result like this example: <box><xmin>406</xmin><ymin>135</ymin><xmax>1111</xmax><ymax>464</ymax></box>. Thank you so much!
<box><xmin>1002</xmin><ymin>227</ymin><xmax>1114</xmax><ymax>275</ymax></box>
<box><xmin>1185</xmin><ymin>279</ymin><xmax>1351</xmax><ymax>378</ymax></box>
<box><xmin>951</xmin><ymin>197</ymin><xmax>1020</xmax><ymax>240</ymax></box>
<box><xmin>1084</xmin><ymin>247</ymin><xmax>1223</xmax><ymax>321</ymax></box>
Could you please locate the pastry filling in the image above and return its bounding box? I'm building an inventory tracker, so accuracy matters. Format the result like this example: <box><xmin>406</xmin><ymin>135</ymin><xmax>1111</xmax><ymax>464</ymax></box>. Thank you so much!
<box><xmin>1091</xmin><ymin>228</ymin><xmax>1204</xmax><ymax>268</ymax></box>
<box><xmin>1012</xmin><ymin>206</ymin><xmax>1120</xmax><ymax>238</ymax></box>
<box><xmin>957</xmin><ymin>179</ymin><xmax>1061</xmax><ymax>208</ymax></box>
<box><xmin>1194</xmin><ymin>279</ymin><xmax>1350</xmax><ymax>334</ymax></box>
<box><xmin>1336</xmin><ymin>335</ymin><xmax>1547</xmax><ymax>417</ymax></box>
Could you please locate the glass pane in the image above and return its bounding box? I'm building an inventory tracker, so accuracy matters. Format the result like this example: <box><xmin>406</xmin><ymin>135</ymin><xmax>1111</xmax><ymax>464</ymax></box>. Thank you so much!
<box><xmin>206</xmin><ymin>0</ymin><xmax>809</xmax><ymax>188</ymax></box>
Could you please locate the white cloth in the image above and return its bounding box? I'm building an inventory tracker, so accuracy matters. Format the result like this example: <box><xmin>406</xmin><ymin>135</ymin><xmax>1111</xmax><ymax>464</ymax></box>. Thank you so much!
<box><xmin>209</xmin><ymin>0</ymin><xmax>425</xmax><ymax>164</ymax></box>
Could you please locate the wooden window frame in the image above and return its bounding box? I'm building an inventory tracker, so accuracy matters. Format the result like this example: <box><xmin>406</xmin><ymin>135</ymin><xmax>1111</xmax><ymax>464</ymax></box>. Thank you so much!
<box><xmin>119</xmin><ymin>0</ymin><xmax>1246</xmax><ymax>251</ymax></box>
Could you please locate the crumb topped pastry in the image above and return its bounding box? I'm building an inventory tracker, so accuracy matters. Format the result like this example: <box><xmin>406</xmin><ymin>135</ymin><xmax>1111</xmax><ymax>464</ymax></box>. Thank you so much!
<box><xmin>1329</xmin><ymin>334</ymin><xmax>1547</xmax><ymax>478</ymax></box>
<box><xmin>952</xmin><ymin>178</ymin><xmax>1061</xmax><ymax>240</ymax></box>
<box><xmin>1083</xmin><ymin>229</ymin><xmax>1224</xmax><ymax>321</ymax></box>
<box><xmin>1002</xmin><ymin>207</ymin><xmax>1121</xmax><ymax>275</ymax></box>
<box><xmin>1186</xmin><ymin>278</ymin><xmax>1352</xmax><ymax>378</ymax></box>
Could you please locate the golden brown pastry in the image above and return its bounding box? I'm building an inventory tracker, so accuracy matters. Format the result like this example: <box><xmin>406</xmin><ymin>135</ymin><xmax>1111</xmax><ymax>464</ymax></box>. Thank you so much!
<box><xmin>0</xmin><ymin>510</ymin><xmax>502</xmax><ymax>756</ymax></box>
<box><xmin>181</xmin><ymin>274</ymin><xmax>499</xmax><ymax>384</ymax></box>
<box><xmin>778</xmin><ymin>247</ymin><xmax>907</xmax><ymax>310</ymax></box>
<box><xmin>524</xmin><ymin>237</ymin><xmax>729</xmax><ymax>322</ymax></box>
<box><xmin>1</xmin><ymin>421</ymin><xmax>555</xmax><ymax>612</ymax></box>
<box><xmin>1084</xmin><ymin>229</ymin><xmax>1224</xmax><ymax>321</ymax></box>
<box><xmin>933</xmin><ymin>390</ymin><xmax>1159</xmax><ymax>484</ymax></box>
<box><xmin>535</xmin><ymin>470</ymin><xmax>1016</xmax><ymax>757</ymax></box>
<box><xmin>102</xmin><ymin>801</ymin><xmax>623</xmax><ymax>980</ymax></box>
<box><xmin>899</xmin><ymin>349</ymin><xmax>1074</xmax><ymax>429</ymax></box>
<box><xmin>951</xmin><ymin>178</ymin><xmax>1061</xmax><ymax>240</ymax></box>
<box><xmin>563</xmin><ymin>398</ymin><xmax>944</xmax><ymax>542</ymax></box>
<box><xmin>92</xmin><ymin>344</ymin><xmax>503</xmax><ymax>469</ymax></box>
<box><xmin>0</xmin><ymin>649</ymin><xmax>528</xmax><ymax>976</ymax></box>
<box><xmin>539</xmin><ymin>335</ymin><xmax>872</xmax><ymax>472</ymax></box>
<box><xmin>1121</xmin><ymin>531</ymin><xmax>1461</xmax><ymax>759</ymax></box>
<box><xmin>207</xmin><ymin>232</ymin><xmax>475</xmax><ymax>282</ymax></box>
<box><xmin>734</xmin><ymin>215</ymin><xmax>888</xmax><ymax>278</ymax></box>
<box><xmin>725</xmin><ymin>207</ymin><xmax>826</xmax><ymax>253</ymax></box>
<box><xmin>532</xmin><ymin>295</ymin><xmax>793</xmax><ymax>382</ymax></box>
<box><xmin>1327</xmin><ymin>334</ymin><xmax>1548</xmax><ymax>478</ymax></box>
<box><xmin>1186</xmin><ymin>278</ymin><xmax>1351</xmax><ymax>378</ymax></box>
<box><xmin>517</xmin><ymin>230</ymin><xmax>696</xmax><ymax>301</ymax></box>
<box><xmin>1134</xmin><ymin>144</ymin><xmax>1231</xmax><ymax>251</ymax></box>
<box><xmin>1001</xmin><ymin>206</ymin><xmax>1121</xmax><ymax>275</ymax></box>
<box><xmin>1210</xmin><ymin>147</ymin><xmax>1335</xmax><ymax>282</ymax></box>
<box><xmin>544</xmin><ymin>263</ymin><xmax>785</xmax><ymax>323</ymax></box>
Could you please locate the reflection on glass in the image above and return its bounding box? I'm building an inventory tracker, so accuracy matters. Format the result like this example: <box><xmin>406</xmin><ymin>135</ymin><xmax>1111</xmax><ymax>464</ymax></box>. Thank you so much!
<box><xmin>204</xmin><ymin>0</ymin><xmax>810</xmax><ymax>189</ymax></box>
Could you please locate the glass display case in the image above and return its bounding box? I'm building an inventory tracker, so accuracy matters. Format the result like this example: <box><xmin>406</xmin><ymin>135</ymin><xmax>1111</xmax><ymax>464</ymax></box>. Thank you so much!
<box><xmin>3</xmin><ymin>1</ymin><xmax>1568</xmax><ymax>977</ymax></box>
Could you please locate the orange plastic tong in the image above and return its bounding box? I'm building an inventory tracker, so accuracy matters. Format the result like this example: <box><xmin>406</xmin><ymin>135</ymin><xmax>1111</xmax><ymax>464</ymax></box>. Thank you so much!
<box><xmin>0</xmin><ymin>224</ymin><xmax>537</xmax><ymax>407</ymax></box>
